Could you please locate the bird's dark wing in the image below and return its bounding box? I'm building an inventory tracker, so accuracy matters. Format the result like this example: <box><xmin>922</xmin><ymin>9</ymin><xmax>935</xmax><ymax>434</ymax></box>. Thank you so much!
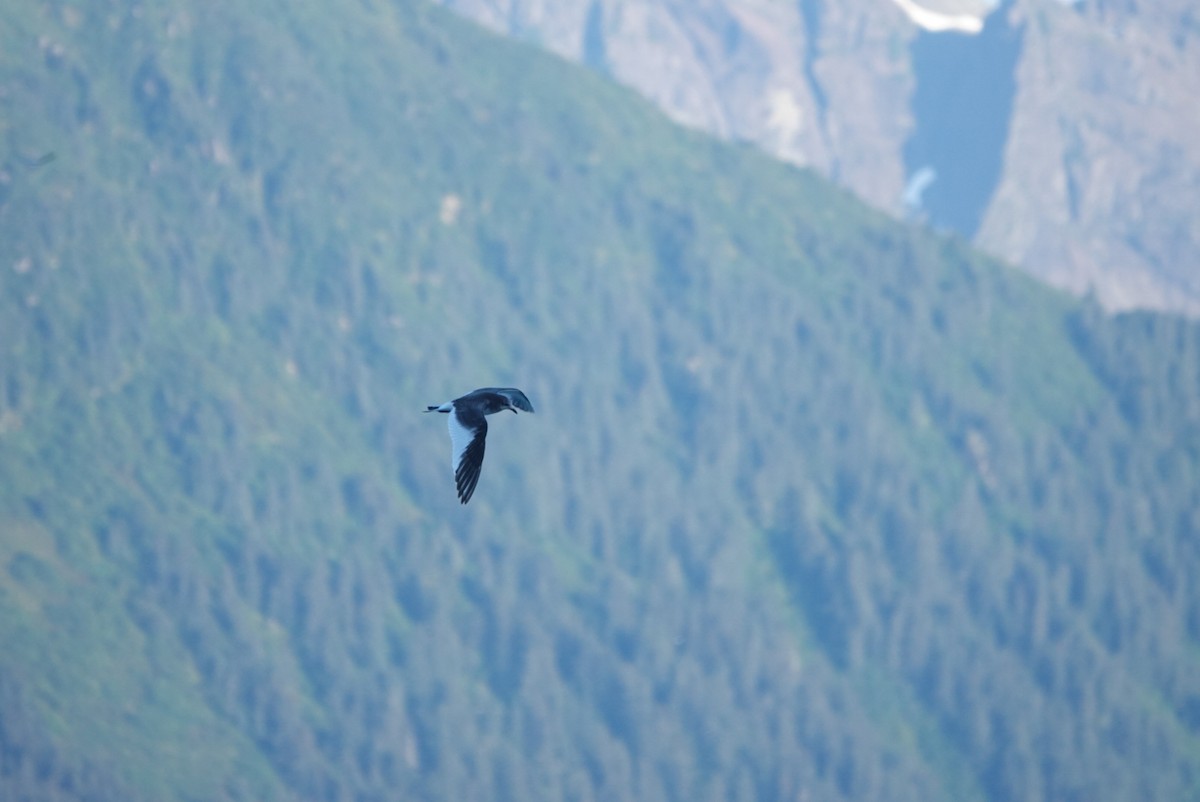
<box><xmin>454</xmin><ymin>419</ymin><xmax>487</xmax><ymax>504</ymax></box>
<box><xmin>468</xmin><ymin>387</ymin><xmax>535</xmax><ymax>413</ymax></box>
<box><xmin>448</xmin><ymin>404</ymin><xmax>488</xmax><ymax>504</ymax></box>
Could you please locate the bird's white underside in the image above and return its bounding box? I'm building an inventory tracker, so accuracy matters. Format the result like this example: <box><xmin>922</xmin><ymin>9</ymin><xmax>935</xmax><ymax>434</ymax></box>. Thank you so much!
<box><xmin>446</xmin><ymin>407</ymin><xmax>476</xmax><ymax>473</ymax></box>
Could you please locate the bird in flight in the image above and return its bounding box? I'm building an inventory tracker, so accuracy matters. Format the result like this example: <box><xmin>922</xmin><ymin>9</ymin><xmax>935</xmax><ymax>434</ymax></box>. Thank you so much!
<box><xmin>425</xmin><ymin>387</ymin><xmax>534</xmax><ymax>504</ymax></box>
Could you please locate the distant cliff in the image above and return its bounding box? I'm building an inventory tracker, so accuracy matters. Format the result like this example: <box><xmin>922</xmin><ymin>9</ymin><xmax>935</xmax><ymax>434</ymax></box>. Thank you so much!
<box><xmin>436</xmin><ymin>0</ymin><xmax>1200</xmax><ymax>314</ymax></box>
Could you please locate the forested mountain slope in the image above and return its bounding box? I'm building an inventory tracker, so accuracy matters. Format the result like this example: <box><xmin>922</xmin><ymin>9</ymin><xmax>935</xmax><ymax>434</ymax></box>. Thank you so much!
<box><xmin>2</xmin><ymin>2</ymin><xmax>1199</xmax><ymax>801</ymax></box>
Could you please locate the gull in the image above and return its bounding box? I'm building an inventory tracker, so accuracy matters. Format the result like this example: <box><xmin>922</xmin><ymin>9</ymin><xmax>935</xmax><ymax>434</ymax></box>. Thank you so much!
<box><xmin>425</xmin><ymin>387</ymin><xmax>534</xmax><ymax>504</ymax></box>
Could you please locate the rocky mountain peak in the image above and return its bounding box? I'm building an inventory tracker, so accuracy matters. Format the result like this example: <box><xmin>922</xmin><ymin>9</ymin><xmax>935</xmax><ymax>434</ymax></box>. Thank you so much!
<box><xmin>437</xmin><ymin>0</ymin><xmax>1200</xmax><ymax>315</ymax></box>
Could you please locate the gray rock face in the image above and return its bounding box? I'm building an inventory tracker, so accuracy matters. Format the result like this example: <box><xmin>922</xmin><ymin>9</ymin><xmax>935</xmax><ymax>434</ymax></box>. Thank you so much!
<box><xmin>436</xmin><ymin>0</ymin><xmax>1200</xmax><ymax>314</ymax></box>
<box><xmin>981</xmin><ymin>0</ymin><xmax>1200</xmax><ymax>313</ymax></box>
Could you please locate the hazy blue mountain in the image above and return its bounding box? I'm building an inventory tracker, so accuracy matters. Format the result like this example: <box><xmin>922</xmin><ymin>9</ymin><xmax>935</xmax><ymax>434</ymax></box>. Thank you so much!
<box><xmin>2</xmin><ymin>1</ymin><xmax>1199</xmax><ymax>801</ymax></box>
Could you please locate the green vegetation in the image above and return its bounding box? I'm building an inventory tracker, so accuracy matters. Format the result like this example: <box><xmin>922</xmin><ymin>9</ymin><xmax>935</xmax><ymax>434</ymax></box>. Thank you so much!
<box><xmin>3</xmin><ymin>1</ymin><xmax>1199</xmax><ymax>800</ymax></box>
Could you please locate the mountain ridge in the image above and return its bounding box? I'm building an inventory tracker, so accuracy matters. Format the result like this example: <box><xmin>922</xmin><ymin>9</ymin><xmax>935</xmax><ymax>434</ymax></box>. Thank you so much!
<box><xmin>435</xmin><ymin>0</ymin><xmax>1200</xmax><ymax>315</ymax></box>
